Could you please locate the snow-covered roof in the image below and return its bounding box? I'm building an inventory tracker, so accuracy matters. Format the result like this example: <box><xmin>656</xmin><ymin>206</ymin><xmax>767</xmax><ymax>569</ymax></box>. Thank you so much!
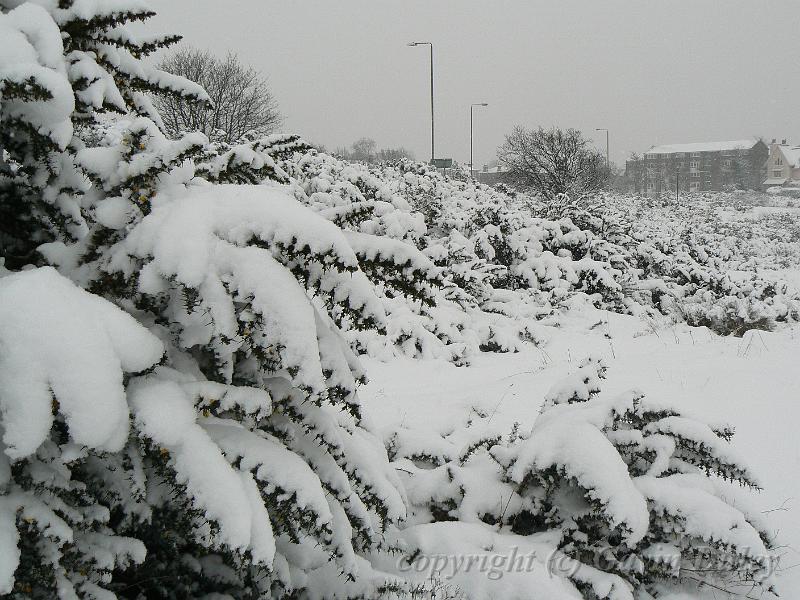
<box><xmin>778</xmin><ymin>145</ymin><xmax>800</xmax><ymax>168</ymax></box>
<box><xmin>645</xmin><ymin>139</ymin><xmax>758</xmax><ymax>155</ymax></box>
<box><xmin>763</xmin><ymin>177</ymin><xmax>787</xmax><ymax>185</ymax></box>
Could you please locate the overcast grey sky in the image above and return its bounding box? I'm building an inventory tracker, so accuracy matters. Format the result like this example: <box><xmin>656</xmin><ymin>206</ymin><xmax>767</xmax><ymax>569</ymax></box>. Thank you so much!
<box><xmin>152</xmin><ymin>1</ymin><xmax>800</xmax><ymax>167</ymax></box>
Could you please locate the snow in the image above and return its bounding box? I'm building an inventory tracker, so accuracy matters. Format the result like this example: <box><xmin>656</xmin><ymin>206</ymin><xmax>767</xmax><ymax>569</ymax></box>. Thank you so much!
<box><xmin>0</xmin><ymin>496</ymin><xmax>20</xmax><ymax>595</ymax></box>
<box><xmin>359</xmin><ymin>307</ymin><xmax>800</xmax><ymax>595</ymax></box>
<box><xmin>345</xmin><ymin>230</ymin><xmax>440</xmax><ymax>281</ymax></box>
<box><xmin>68</xmin><ymin>50</ymin><xmax>127</xmax><ymax>114</ymax></box>
<box><xmin>0</xmin><ymin>267</ymin><xmax>163</xmax><ymax>459</ymax></box>
<box><xmin>643</xmin><ymin>415</ymin><xmax>759</xmax><ymax>486</ymax></box>
<box><xmin>77</xmin><ymin>117</ymin><xmax>207</xmax><ymax>193</ymax></box>
<box><xmin>124</xmin><ymin>183</ymin><xmax>359</xmax><ymax>286</ymax></box>
<box><xmin>389</xmin><ymin>521</ymin><xmax>586</xmax><ymax>600</ymax></box>
<box><xmin>0</xmin><ymin>3</ymin><xmax>74</xmax><ymax>148</ymax></box>
<box><xmin>635</xmin><ymin>474</ymin><xmax>769</xmax><ymax>559</ymax></box>
<box><xmin>511</xmin><ymin>425</ymin><xmax>645</xmax><ymax>537</ymax></box>
<box><xmin>94</xmin><ymin>42</ymin><xmax>210</xmax><ymax>102</ymax></box>
<box><xmin>117</xmin><ymin>182</ymin><xmax>386</xmax><ymax>393</ymax></box>
<box><xmin>198</xmin><ymin>139</ymin><xmax>287</xmax><ymax>183</ymax></box>
<box><xmin>129</xmin><ymin>376</ymin><xmax>273</xmax><ymax>560</ymax></box>
<box><xmin>94</xmin><ymin>195</ymin><xmax>136</xmax><ymax>229</ymax></box>
<box><xmin>775</xmin><ymin>145</ymin><xmax>800</xmax><ymax>168</ymax></box>
<box><xmin>0</xmin><ymin>491</ymin><xmax>74</xmax><ymax>594</ymax></box>
<box><xmin>42</xmin><ymin>0</ymin><xmax>154</xmax><ymax>22</ymax></box>
<box><xmin>645</xmin><ymin>139</ymin><xmax>758</xmax><ymax>155</ymax></box>
<box><xmin>204</xmin><ymin>421</ymin><xmax>332</xmax><ymax>533</ymax></box>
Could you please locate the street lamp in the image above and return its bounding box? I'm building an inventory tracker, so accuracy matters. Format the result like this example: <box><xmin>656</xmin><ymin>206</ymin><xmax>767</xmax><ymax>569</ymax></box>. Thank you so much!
<box><xmin>470</xmin><ymin>103</ymin><xmax>488</xmax><ymax>180</ymax></box>
<box><xmin>407</xmin><ymin>42</ymin><xmax>435</xmax><ymax>163</ymax></box>
<box><xmin>595</xmin><ymin>128</ymin><xmax>609</xmax><ymax>168</ymax></box>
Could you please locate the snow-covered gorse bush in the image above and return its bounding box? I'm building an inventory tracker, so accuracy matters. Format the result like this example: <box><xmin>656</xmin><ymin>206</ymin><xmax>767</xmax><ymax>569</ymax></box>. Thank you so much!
<box><xmin>278</xmin><ymin>152</ymin><xmax>550</xmax><ymax>365</ymax></box>
<box><xmin>0</xmin><ymin>2</ymin><xmax>430</xmax><ymax>597</ymax></box>
<box><xmin>391</xmin><ymin>358</ymin><xmax>778</xmax><ymax>599</ymax></box>
<box><xmin>273</xmin><ymin>154</ymin><xmax>800</xmax><ymax>358</ymax></box>
<box><xmin>0</xmin><ymin>1</ymin><xmax>786</xmax><ymax>599</ymax></box>
<box><xmin>605</xmin><ymin>192</ymin><xmax>800</xmax><ymax>335</ymax></box>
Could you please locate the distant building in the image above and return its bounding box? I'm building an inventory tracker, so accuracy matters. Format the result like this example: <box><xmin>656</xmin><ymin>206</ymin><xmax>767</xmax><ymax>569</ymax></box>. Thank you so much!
<box><xmin>625</xmin><ymin>139</ymin><xmax>768</xmax><ymax>196</ymax></box>
<box><xmin>763</xmin><ymin>139</ymin><xmax>800</xmax><ymax>189</ymax></box>
<box><xmin>472</xmin><ymin>163</ymin><xmax>511</xmax><ymax>186</ymax></box>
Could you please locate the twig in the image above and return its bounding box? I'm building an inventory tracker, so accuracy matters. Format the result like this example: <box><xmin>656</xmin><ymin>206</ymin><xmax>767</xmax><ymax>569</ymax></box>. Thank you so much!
<box><xmin>487</xmin><ymin>384</ymin><xmax>514</xmax><ymax>423</ymax></box>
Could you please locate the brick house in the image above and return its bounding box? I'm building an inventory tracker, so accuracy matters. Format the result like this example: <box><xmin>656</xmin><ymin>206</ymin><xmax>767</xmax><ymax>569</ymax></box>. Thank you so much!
<box><xmin>763</xmin><ymin>139</ymin><xmax>800</xmax><ymax>189</ymax></box>
<box><xmin>626</xmin><ymin>139</ymin><xmax>768</xmax><ymax>196</ymax></box>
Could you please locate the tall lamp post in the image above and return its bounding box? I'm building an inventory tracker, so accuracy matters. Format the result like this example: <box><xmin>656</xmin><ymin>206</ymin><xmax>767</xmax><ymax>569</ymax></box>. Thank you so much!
<box><xmin>470</xmin><ymin>102</ymin><xmax>488</xmax><ymax>179</ymax></box>
<box><xmin>408</xmin><ymin>41</ymin><xmax>435</xmax><ymax>163</ymax></box>
<box><xmin>595</xmin><ymin>127</ymin><xmax>609</xmax><ymax>169</ymax></box>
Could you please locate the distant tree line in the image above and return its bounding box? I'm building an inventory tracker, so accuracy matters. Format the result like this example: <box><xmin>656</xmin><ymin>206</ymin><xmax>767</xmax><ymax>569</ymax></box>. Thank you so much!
<box><xmin>335</xmin><ymin>137</ymin><xmax>414</xmax><ymax>163</ymax></box>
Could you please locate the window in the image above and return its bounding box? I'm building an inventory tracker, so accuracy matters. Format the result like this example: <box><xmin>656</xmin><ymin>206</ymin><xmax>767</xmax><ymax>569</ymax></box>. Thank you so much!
<box><xmin>773</xmin><ymin>169</ymin><xmax>783</xmax><ymax>177</ymax></box>
<box><xmin>690</xmin><ymin>161</ymin><xmax>699</xmax><ymax>170</ymax></box>
<box><xmin>723</xmin><ymin>160</ymin><xmax>732</xmax><ymax>168</ymax></box>
<box><xmin>775</xmin><ymin>157</ymin><xmax>783</xmax><ymax>166</ymax></box>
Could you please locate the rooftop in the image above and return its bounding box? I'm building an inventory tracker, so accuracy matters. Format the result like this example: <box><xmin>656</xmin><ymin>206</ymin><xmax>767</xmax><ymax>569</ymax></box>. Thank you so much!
<box><xmin>645</xmin><ymin>139</ymin><xmax>759</xmax><ymax>155</ymax></box>
<box><xmin>778</xmin><ymin>145</ymin><xmax>800</xmax><ymax>168</ymax></box>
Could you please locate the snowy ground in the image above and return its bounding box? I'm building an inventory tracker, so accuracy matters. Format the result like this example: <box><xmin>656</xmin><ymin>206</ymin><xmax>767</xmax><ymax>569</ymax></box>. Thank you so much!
<box><xmin>361</xmin><ymin>306</ymin><xmax>800</xmax><ymax>594</ymax></box>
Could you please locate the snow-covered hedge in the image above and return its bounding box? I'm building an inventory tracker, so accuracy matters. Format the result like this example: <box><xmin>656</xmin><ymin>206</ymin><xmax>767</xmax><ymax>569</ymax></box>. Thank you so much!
<box><xmin>270</xmin><ymin>152</ymin><xmax>800</xmax><ymax>362</ymax></box>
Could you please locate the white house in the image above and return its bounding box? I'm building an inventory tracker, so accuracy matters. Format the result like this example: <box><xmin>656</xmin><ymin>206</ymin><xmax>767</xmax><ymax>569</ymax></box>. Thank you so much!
<box><xmin>763</xmin><ymin>139</ymin><xmax>800</xmax><ymax>188</ymax></box>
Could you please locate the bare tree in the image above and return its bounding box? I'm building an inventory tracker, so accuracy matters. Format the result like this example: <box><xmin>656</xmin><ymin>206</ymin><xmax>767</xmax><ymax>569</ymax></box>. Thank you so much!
<box><xmin>498</xmin><ymin>126</ymin><xmax>609</xmax><ymax>199</ymax></box>
<box><xmin>335</xmin><ymin>139</ymin><xmax>413</xmax><ymax>163</ymax></box>
<box><xmin>350</xmin><ymin>137</ymin><xmax>378</xmax><ymax>163</ymax></box>
<box><xmin>154</xmin><ymin>47</ymin><xmax>281</xmax><ymax>143</ymax></box>
<box><xmin>377</xmin><ymin>146</ymin><xmax>414</xmax><ymax>162</ymax></box>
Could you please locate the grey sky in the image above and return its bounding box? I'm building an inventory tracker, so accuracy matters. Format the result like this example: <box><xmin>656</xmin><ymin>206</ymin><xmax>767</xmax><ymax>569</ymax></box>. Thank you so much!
<box><xmin>152</xmin><ymin>1</ymin><xmax>800</xmax><ymax>168</ymax></box>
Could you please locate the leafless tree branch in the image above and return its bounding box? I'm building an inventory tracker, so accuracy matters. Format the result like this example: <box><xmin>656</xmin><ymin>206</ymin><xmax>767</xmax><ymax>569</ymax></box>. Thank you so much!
<box><xmin>498</xmin><ymin>126</ymin><xmax>609</xmax><ymax>199</ymax></box>
<box><xmin>152</xmin><ymin>47</ymin><xmax>282</xmax><ymax>144</ymax></box>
